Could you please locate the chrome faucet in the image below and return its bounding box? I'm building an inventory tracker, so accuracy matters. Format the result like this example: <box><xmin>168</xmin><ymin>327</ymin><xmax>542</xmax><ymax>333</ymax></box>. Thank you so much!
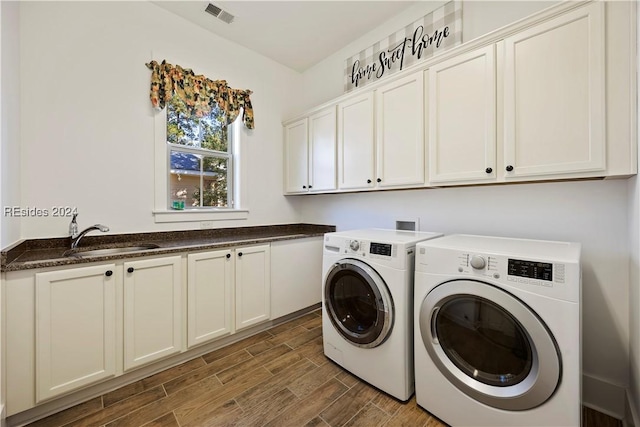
<box><xmin>71</xmin><ymin>224</ymin><xmax>109</xmax><ymax>249</ymax></box>
<box><xmin>69</xmin><ymin>213</ymin><xmax>79</xmax><ymax>238</ymax></box>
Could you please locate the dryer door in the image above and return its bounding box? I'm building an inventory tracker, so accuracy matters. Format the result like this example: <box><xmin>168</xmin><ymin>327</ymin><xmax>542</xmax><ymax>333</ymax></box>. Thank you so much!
<box><xmin>324</xmin><ymin>259</ymin><xmax>394</xmax><ymax>348</ymax></box>
<box><xmin>418</xmin><ymin>279</ymin><xmax>561</xmax><ymax>411</ymax></box>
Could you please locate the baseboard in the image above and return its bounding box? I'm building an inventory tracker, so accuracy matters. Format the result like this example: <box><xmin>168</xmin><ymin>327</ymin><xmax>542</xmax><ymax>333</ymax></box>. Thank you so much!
<box><xmin>625</xmin><ymin>389</ymin><xmax>639</xmax><ymax>427</ymax></box>
<box><xmin>583</xmin><ymin>373</ymin><xmax>626</xmax><ymax>420</ymax></box>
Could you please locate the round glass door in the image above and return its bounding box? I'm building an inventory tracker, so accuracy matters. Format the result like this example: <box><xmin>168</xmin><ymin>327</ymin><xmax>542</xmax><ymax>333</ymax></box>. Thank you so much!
<box><xmin>436</xmin><ymin>296</ymin><xmax>533</xmax><ymax>387</ymax></box>
<box><xmin>419</xmin><ymin>279</ymin><xmax>561</xmax><ymax>411</ymax></box>
<box><xmin>324</xmin><ymin>259</ymin><xmax>393</xmax><ymax>348</ymax></box>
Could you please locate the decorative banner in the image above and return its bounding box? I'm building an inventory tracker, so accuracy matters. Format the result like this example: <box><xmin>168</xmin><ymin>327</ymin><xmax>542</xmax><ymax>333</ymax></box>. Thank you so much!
<box><xmin>344</xmin><ymin>1</ymin><xmax>462</xmax><ymax>92</ymax></box>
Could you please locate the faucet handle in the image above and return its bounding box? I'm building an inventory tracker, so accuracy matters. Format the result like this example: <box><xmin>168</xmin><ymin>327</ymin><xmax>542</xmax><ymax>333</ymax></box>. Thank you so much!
<box><xmin>69</xmin><ymin>213</ymin><xmax>79</xmax><ymax>238</ymax></box>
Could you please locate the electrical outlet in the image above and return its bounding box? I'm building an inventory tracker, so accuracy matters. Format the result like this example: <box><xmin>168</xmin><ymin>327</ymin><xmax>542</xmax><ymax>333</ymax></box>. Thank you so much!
<box><xmin>200</xmin><ymin>221</ymin><xmax>215</xmax><ymax>229</ymax></box>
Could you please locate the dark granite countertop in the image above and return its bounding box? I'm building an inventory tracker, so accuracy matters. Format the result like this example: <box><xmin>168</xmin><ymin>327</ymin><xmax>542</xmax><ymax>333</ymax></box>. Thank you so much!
<box><xmin>1</xmin><ymin>223</ymin><xmax>335</xmax><ymax>272</ymax></box>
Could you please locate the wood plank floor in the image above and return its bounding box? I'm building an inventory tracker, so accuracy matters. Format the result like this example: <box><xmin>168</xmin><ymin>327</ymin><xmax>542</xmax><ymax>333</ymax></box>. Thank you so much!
<box><xmin>26</xmin><ymin>309</ymin><xmax>622</xmax><ymax>427</ymax></box>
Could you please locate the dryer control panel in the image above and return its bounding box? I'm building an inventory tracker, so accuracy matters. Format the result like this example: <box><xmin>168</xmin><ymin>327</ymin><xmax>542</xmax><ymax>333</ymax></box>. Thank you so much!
<box><xmin>454</xmin><ymin>251</ymin><xmax>565</xmax><ymax>287</ymax></box>
<box><xmin>415</xmin><ymin>234</ymin><xmax>581</xmax><ymax>303</ymax></box>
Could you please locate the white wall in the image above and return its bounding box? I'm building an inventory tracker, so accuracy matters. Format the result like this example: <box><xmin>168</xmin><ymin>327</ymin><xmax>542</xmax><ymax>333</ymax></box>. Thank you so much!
<box><xmin>18</xmin><ymin>1</ymin><xmax>305</xmax><ymax>238</ymax></box>
<box><xmin>628</xmin><ymin>6</ymin><xmax>640</xmax><ymax>425</ymax></box>
<box><xmin>1</xmin><ymin>1</ymin><xmax>21</xmax><ymax>248</ymax></box>
<box><xmin>297</xmin><ymin>0</ymin><xmax>630</xmax><ymax>417</ymax></box>
<box><xmin>0</xmin><ymin>2</ymin><xmax>21</xmax><ymax>420</ymax></box>
<box><xmin>301</xmin><ymin>0</ymin><xmax>557</xmax><ymax>110</ymax></box>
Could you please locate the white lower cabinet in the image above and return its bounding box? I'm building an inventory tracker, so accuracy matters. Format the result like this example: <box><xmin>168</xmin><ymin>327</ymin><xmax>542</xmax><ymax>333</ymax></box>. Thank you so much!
<box><xmin>187</xmin><ymin>249</ymin><xmax>234</xmax><ymax>348</ymax></box>
<box><xmin>35</xmin><ymin>264</ymin><xmax>117</xmax><ymax>402</ymax></box>
<box><xmin>123</xmin><ymin>256</ymin><xmax>183</xmax><ymax>371</ymax></box>
<box><xmin>271</xmin><ymin>237</ymin><xmax>323</xmax><ymax>319</ymax></box>
<box><xmin>4</xmin><ymin>240</ymin><xmax>305</xmax><ymax>416</ymax></box>
<box><xmin>188</xmin><ymin>245</ymin><xmax>271</xmax><ymax>342</ymax></box>
<box><xmin>235</xmin><ymin>245</ymin><xmax>271</xmax><ymax>331</ymax></box>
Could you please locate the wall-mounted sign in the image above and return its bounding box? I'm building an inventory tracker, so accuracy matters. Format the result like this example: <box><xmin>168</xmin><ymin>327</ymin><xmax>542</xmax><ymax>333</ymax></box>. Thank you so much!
<box><xmin>344</xmin><ymin>1</ymin><xmax>462</xmax><ymax>92</ymax></box>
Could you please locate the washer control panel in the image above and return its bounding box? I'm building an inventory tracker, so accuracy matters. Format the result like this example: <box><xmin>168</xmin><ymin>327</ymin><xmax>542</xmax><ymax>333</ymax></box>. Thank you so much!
<box><xmin>455</xmin><ymin>251</ymin><xmax>565</xmax><ymax>287</ymax></box>
<box><xmin>342</xmin><ymin>239</ymin><xmax>398</xmax><ymax>260</ymax></box>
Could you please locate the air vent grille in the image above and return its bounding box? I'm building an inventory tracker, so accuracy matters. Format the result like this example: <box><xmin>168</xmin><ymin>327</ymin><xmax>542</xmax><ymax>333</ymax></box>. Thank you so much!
<box><xmin>218</xmin><ymin>10</ymin><xmax>235</xmax><ymax>24</ymax></box>
<box><xmin>205</xmin><ymin>3</ymin><xmax>235</xmax><ymax>24</ymax></box>
<box><xmin>205</xmin><ymin>3</ymin><xmax>222</xmax><ymax>17</ymax></box>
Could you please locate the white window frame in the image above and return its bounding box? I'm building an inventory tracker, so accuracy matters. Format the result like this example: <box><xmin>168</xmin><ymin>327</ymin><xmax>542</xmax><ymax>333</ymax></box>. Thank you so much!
<box><xmin>153</xmin><ymin>110</ymin><xmax>248</xmax><ymax>223</ymax></box>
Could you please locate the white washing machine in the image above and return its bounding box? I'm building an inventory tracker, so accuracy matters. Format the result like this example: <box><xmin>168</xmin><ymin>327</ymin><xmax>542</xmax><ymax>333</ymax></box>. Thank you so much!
<box><xmin>322</xmin><ymin>229</ymin><xmax>443</xmax><ymax>401</ymax></box>
<box><xmin>414</xmin><ymin>234</ymin><xmax>581</xmax><ymax>426</ymax></box>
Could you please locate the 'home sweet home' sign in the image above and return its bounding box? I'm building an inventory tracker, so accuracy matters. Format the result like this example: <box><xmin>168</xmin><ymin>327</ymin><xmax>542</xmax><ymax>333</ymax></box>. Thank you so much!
<box><xmin>344</xmin><ymin>1</ymin><xmax>462</xmax><ymax>92</ymax></box>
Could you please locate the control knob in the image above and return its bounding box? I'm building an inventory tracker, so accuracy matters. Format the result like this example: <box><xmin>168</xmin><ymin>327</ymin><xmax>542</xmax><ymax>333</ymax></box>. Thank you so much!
<box><xmin>349</xmin><ymin>240</ymin><xmax>360</xmax><ymax>251</ymax></box>
<box><xmin>470</xmin><ymin>255</ymin><xmax>486</xmax><ymax>270</ymax></box>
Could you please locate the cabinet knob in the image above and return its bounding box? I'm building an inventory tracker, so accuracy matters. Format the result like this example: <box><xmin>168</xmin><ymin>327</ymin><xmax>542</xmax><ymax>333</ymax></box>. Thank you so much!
<box><xmin>485</xmin><ymin>167</ymin><xmax>493</xmax><ymax>174</ymax></box>
<box><xmin>127</xmin><ymin>267</ymin><xmax>134</xmax><ymax>273</ymax></box>
<box><xmin>302</xmin><ymin>185</ymin><xmax>307</xmax><ymax>189</ymax></box>
<box><xmin>226</xmin><ymin>253</ymin><xmax>231</xmax><ymax>259</ymax></box>
<box><xmin>238</xmin><ymin>252</ymin><xmax>243</xmax><ymax>257</ymax></box>
<box><xmin>367</xmin><ymin>179</ymin><xmax>372</xmax><ymax>184</ymax></box>
<box><xmin>308</xmin><ymin>185</ymin><xmax>312</xmax><ymax>189</ymax></box>
<box><xmin>376</xmin><ymin>178</ymin><xmax>381</xmax><ymax>183</ymax></box>
<box><xmin>105</xmin><ymin>270</ymin><xmax>113</xmax><ymax>277</ymax></box>
<box><xmin>506</xmin><ymin>165</ymin><xmax>514</xmax><ymax>172</ymax></box>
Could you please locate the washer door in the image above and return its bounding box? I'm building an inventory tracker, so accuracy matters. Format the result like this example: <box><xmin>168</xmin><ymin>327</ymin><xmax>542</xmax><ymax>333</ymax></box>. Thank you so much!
<box><xmin>419</xmin><ymin>279</ymin><xmax>561</xmax><ymax>411</ymax></box>
<box><xmin>324</xmin><ymin>259</ymin><xmax>394</xmax><ymax>348</ymax></box>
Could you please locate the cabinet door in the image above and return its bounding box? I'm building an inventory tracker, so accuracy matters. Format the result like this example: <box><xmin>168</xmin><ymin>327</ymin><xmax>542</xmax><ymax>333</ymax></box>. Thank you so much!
<box><xmin>503</xmin><ymin>2</ymin><xmax>605</xmax><ymax>179</ymax></box>
<box><xmin>271</xmin><ymin>237</ymin><xmax>323</xmax><ymax>319</ymax></box>
<box><xmin>309</xmin><ymin>107</ymin><xmax>337</xmax><ymax>192</ymax></box>
<box><xmin>338</xmin><ymin>92</ymin><xmax>375</xmax><ymax>190</ymax></box>
<box><xmin>187</xmin><ymin>250</ymin><xmax>233</xmax><ymax>348</ymax></box>
<box><xmin>123</xmin><ymin>256</ymin><xmax>182</xmax><ymax>371</ymax></box>
<box><xmin>428</xmin><ymin>45</ymin><xmax>496</xmax><ymax>184</ymax></box>
<box><xmin>376</xmin><ymin>72</ymin><xmax>425</xmax><ymax>188</ymax></box>
<box><xmin>284</xmin><ymin>118</ymin><xmax>309</xmax><ymax>193</ymax></box>
<box><xmin>235</xmin><ymin>245</ymin><xmax>271</xmax><ymax>331</ymax></box>
<box><xmin>35</xmin><ymin>264</ymin><xmax>116</xmax><ymax>402</ymax></box>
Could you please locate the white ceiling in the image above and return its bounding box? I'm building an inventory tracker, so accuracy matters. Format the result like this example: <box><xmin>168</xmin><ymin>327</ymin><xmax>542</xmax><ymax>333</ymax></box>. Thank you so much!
<box><xmin>151</xmin><ymin>1</ymin><xmax>419</xmax><ymax>72</ymax></box>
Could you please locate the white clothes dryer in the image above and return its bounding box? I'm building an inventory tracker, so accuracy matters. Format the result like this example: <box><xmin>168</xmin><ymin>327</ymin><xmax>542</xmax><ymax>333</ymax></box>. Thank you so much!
<box><xmin>414</xmin><ymin>234</ymin><xmax>581</xmax><ymax>426</ymax></box>
<box><xmin>322</xmin><ymin>229</ymin><xmax>443</xmax><ymax>401</ymax></box>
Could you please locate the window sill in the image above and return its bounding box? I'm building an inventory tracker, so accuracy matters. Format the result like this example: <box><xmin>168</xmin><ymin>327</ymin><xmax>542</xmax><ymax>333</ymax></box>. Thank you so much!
<box><xmin>153</xmin><ymin>209</ymin><xmax>249</xmax><ymax>223</ymax></box>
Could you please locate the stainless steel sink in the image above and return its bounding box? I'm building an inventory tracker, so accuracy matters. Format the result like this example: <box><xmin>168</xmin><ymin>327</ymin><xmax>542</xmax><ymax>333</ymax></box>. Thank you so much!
<box><xmin>65</xmin><ymin>243</ymin><xmax>160</xmax><ymax>258</ymax></box>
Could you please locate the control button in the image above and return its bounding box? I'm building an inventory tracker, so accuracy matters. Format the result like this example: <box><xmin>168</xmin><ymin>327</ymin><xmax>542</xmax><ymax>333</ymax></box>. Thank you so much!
<box><xmin>493</xmin><ymin>273</ymin><xmax>500</xmax><ymax>279</ymax></box>
<box><xmin>458</xmin><ymin>267</ymin><xmax>463</xmax><ymax>273</ymax></box>
<box><xmin>470</xmin><ymin>255</ymin><xmax>486</xmax><ymax>270</ymax></box>
<box><xmin>349</xmin><ymin>240</ymin><xmax>360</xmax><ymax>251</ymax></box>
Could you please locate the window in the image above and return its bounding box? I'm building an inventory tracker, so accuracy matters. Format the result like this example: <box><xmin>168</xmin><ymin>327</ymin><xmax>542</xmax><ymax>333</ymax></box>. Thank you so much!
<box><xmin>146</xmin><ymin>60</ymin><xmax>253</xmax><ymax>223</ymax></box>
<box><xmin>152</xmin><ymin>96</ymin><xmax>248</xmax><ymax>224</ymax></box>
<box><xmin>167</xmin><ymin>95</ymin><xmax>233</xmax><ymax>209</ymax></box>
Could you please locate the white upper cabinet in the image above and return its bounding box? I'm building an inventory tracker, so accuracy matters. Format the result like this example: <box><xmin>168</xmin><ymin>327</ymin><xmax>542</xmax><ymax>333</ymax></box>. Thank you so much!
<box><xmin>284</xmin><ymin>107</ymin><xmax>336</xmax><ymax>194</ymax></box>
<box><xmin>284</xmin><ymin>118</ymin><xmax>309</xmax><ymax>193</ymax></box>
<box><xmin>309</xmin><ymin>107</ymin><xmax>337</xmax><ymax>192</ymax></box>
<box><xmin>376</xmin><ymin>72</ymin><xmax>425</xmax><ymax>188</ymax></box>
<box><xmin>502</xmin><ymin>2</ymin><xmax>605</xmax><ymax>179</ymax></box>
<box><xmin>283</xmin><ymin>1</ymin><xmax>634</xmax><ymax>193</ymax></box>
<box><xmin>428</xmin><ymin>45</ymin><xmax>496</xmax><ymax>184</ymax></box>
<box><xmin>337</xmin><ymin>92</ymin><xmax>375</xmax><ymax>190</ymax></box>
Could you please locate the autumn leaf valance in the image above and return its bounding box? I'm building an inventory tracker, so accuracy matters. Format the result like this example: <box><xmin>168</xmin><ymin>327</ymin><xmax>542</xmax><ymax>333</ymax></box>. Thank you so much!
<box><xmin>146</xmin><ymin>60</ymin><xmax>254</xmax><ymax>129</ymax></box>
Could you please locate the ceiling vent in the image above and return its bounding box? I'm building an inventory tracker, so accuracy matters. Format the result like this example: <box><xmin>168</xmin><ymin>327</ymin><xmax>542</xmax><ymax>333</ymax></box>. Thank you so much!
<box><xmin>205</xmin><ymin>3</ymin><xmax>235</xmax><ymax>24</ymax></box>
